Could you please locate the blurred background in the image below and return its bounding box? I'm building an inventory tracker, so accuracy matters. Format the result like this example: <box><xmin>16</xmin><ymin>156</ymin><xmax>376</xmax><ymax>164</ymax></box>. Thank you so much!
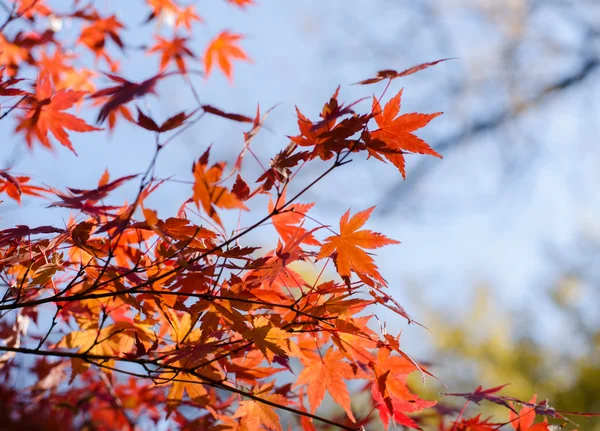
<box><xmin>1</xmin><ymin>0</ymin><xmax>599</xmax><ymax>428</ymax></box>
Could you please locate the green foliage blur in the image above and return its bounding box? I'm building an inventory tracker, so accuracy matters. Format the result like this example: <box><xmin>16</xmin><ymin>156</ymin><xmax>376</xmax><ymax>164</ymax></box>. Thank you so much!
<box><xmin>409</xmin><ymin>280</ymin><xmax>600</xmax><ymax>430</ymax></box>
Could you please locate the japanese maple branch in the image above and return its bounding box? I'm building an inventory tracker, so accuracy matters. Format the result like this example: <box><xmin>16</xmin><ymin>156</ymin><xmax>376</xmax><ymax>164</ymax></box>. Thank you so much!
<box><xmin>0</xmin><ymin>284</ymin><xmax>337</xmax><ymax>325</ymax></box>
<box><xmin>0</xmin><ymin>96</ymin><xmax>28</xmax><ymax>121</ymax></box>
<box><xmin>0</xmin><ymin>155</ymin><xmax>352</xmax><ymax>312</ymax></box>
<box><xmin>0</xmin><ymin>0</ymin><xmax>39</xmax><ymax>32</ymax></box>
<box><xmin>0</xmin><ymin>345</ymin><xmax>361</xmax><ymax>431</ymax></box>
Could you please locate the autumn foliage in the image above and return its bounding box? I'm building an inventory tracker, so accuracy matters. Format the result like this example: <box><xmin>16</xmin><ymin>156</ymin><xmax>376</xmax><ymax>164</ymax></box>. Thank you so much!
<box><xmin>0</xmin><ymin>1</ymin><xmax>595</xmax><ymax>430</ymax></box>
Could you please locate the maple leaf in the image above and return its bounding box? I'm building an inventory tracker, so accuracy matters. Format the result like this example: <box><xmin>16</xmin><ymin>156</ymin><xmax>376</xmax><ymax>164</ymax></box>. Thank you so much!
<box><xmin>57</xmin><ymin>68</ymin><xmax>97</xmax><ymax>94</ymax></box>
<box><xmin>317</xmin><ymin>206</ymin><xmax>399</xmax><ymax>281</ymax></box>
<box><xmin>147</xmin><ymin>0</ymin><xmax>178</xmax><ymax>16</ymax></box>
<box><xmin>226</xmin><ymin>0</ymin><xmax>255</xmax><ymax>8</ymax></box>
<box><xmin>148</xmin><ymin>35</ymin><xmax>195</xmax><ymax>73</ymax></box>
<box><xmin>166</xmin><ymin>372</ymin><xmax>208</xmax><ymax>416</ymax></box>
<box><xmin>91</xmin><ymin>73</ymin><xmax>162</xmax><ymax>124</ymax></box>
<box><xmin>509</xmin><ymin>396</ymin><xmax>550</xmax><ymax>431</ymax></box>
<box><xmin>0</xmin><ymin>33</ymin><xmax>32</xmax><ymax>77</ymax></box>
<box><xmin>242</xmin><ymin>316</ymin><xmax>290</xmax><ymax>361</ymax></box>
<box><xmin>369</xmin><ymin>89</ymin><xmax>442</xmax><ymax>178</ymax></box>
<box><xmin>49</xmin><ymin>174</ymin><xmax>138</xmax><ymax>217</ymax></box>
<box><xmin>370</xmin><ymin>348</ymin><xmax>435</xmax><ymax>429</ymax></box>
<box><xmin>441</xmin><ymin>415</ymin><xmax>501</xmax><ymax>431</ymax></box>
<box><xmin>330</xmin><ymin>316</ymin><xmax>378</xmax><ymax>363</ymax></box>
<box><xmin>14</xmin><ymin>0</ymin><xmax>52</xmax><ymax>18</ymax></box>
<box><xmin>295</xmin><ymin>348</ymin><xmax>359</xmax><ymax>422</ymax></box>
<box><xmin>192</xmin><ymin>148</ymin><xmax>247</xmax><ymax>226</ymax></box>
<box><xmin>60</xmin><ymin>174</ymin><xmax>138</xmax><ymax>204</ymax></box>
<box><xmin>231</xmin><ymin>175</ymin><xmax>251</xmax><ymax>202</ymax></box>
<box><xmin>78</xmin><ymin>13</ymin><xmax>124</xmax><ymax>69</ymax></box>
<box><xmin>145</xmin><ymin>0</ymin><xmax>202</xmax><ymax>31</ymax></box>
<box><xmin>37</xmin><ymin>49</ymin><xmax>75</xmax><ymax>85</ymax></box>
<box><xmin>0</xmin><ymin>71</ymin><xmax>24</xmax><ymax>96</ymax></box>
<box><xmin>268</xmin><ymin>195</ymin><xmax>320</xmax><ymax>246</ymax></box>
<box><xmin>204</xmin><ymin>31</ymin><xmax>251</xmax><ymax>81</ymax></box>
<box><xmin>15</xmin><ymin>72</ymin><xmax>102</xmax><ymax>154</ymax></box>
<box><xmin>355</xmin><ymin>58</ymin><xmax>454</xmax><ymax>85</ymax></box>
<box><xmin>0</xmin><ymin>170</ymin><xmax>48</xmax><ymax>204</ymax></box>
<box><xmin>202</xmin><ymin>104</ymin><xmax>253</xmax><ymax>122</ymax></box>
<box><xmin>222</xmin><ymin>348</ymin><xmax>281</xmax><ymax>387</ymax></box>
<box><xmin>0</xmin><ymin>224</ymin><xmax>64</xmax><ymax>246</ymax></box>
<box><xmin>57</xmin><ymin>321</ymin><xmax>146</xmax><ymax>377</ymax></box>
<box><xmin>91</xmin><ymin>96</ymin><xmax>134</xmax><ymax>131</ymax></box>
<box><xmin>443</xmin><ymin>384</ymin><xmax>517</xmax><ymax>413</ymax></box>
<box><xmin>175</xmin><ymin>6</ymin><xmax>203</xmax><ymax>31</ymax></box>
<box><xmin>134</xmin><ymin>109</ymin><xmax>191</xmax><ymax>133</ymax></box>
<box><xmin>372</xmin><ymin>383</ymin><xmax>433</xmax><ymax>429</ymax></box>
<box><xmin>234</xmin><ymin>383</ymin><xmax>286</xmax><ymax>431</ymax></box>
<box><xmin>290</xmin><ymin>88</ymin><xmax>370</xmax><ymax>161</ymax></box>
<box><xmin>256</xmin><ymin>143</ymin><xmax>309</xmax><ymax>191</ymax></box>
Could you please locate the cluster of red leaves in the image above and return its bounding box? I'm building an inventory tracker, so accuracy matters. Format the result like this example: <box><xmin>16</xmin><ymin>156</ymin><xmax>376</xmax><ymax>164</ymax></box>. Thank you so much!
<box><xmin>0</xmin><ymin>1</ymin><xmax>595</xmax><ymax>431</ymax></box>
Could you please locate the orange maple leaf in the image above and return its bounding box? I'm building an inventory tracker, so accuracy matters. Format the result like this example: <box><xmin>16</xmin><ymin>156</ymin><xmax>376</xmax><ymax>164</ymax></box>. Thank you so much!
<box><xmin>268</xmin><ymin>195</ymin><xmax>320</xmax><ymax>246</ymax></box>
<box><xmin>36</xmin><ymin>49</ymin><xmax>75</xmax><ymax>85</ymax></box>
<box><xmin>0</xmin><ymin>170</ymin><xmax>48</xmax><ymax>204</ymax></box>
<box><xmin>509</xmin><ymin>395</ymin><xmax>550</xmax><ymax>431</ymax></box>
<box><xmin>317</xmin><ymin>206</ymin><xmax>399</xmax><ymax>281</ymax></box>
<box><xmin>295</xmin><ymin>348</ymin><xmax>359</xmax><ymax>422</ymax></box>
<box><xmin>234</xmin><ymin>383</ymin><xmax>286</xmax><ymax>431</ymax></box>
<box><xmin>0</xmin><ymin>33</ymin><xmax>32</xmax><ymax>77</ymax></box>
<box><xmin>371</xmin><ymin>348</ymin><xmax>435</xmax><ymax>429</ymax></box>
<box><xmin>14</xmin><ymin>0</ymin><xmax>51</xmax><ymax>18</ymax></box>
<box><xmin>192</xmin><ymin>149</ymin><xmax>247</xmax><ymax>226</ymax></box>
<box><xmin>57</xmin><ymin>68</ymin><xmax>97</xmax><ymax>94</ymax></box>
<box><xmin>78</xmin><ymin>14</ymin><xmax>124</xmax><ymax>70</ymax></box>
<box><xmin>165</xmin><ymin>372</ymin><xmax>208</xmax><ymax>416</ymax></box>
<box><xmin>243</xmin><ymin>315</ymin><xmax>290</xmax><ymax>361</ymax></box>
<box><xmin>330</xmin><ymin>316</ymin><xmax>378</xmax><ymax>364</ymax></box>
<box><xmin>15</xmin><ymin>72</ymin><xmax>102</xmax><ymax>154</ymax></box>
<box><xmin>370</xmin><ymin>89</ymin><xmax>442</xmax><ymax>178</ymax></box>
<box><xmin>204</xmin><ymin>31</ymin><xmax>250</xmax><ymax>81</ymax></box>
<box><xmin>226</xmin><ymin>0</ymin><xmax>255</xmax><ymax>8</ymax></box>
<box><xmin>146</xmin><ymin>1</ymin><xmax>202</xmax><ymax>31</ymax></box>
<box><xmin>148</xmin><ymin>35</ymin><xmax>195</xmax><ymax>73</ymax></box>
<box><xmin>175</xmin><ymin>5</ymin><xmax>203</xmax><ymax>31</ymax></box>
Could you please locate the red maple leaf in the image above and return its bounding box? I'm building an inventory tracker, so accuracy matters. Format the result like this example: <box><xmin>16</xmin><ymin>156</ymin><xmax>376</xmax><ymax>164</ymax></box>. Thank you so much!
<box><xmin>268</xmin><ymin>195</ymin><xmax>320</xmax><ymax>247</ymax></box>
<box><xmin>509</xmin><ymin>396</ymin><xmax>550</xmax><ymax>431</ymax></box>
<box><xmin>443</xmin><ymin>384</ymin><xmax>517</xmax><ymax>413</ymax></box>
<box><xmin>91</xmin><ymin>73</ymin><xmax>162</xmax><ymax>124</ymax></box>
<box><xmin>355</xmin><ymin>58</ymin><xmax>454</xmax><ymax>85</ymax></box>
<box><xmin>369</xmin><ymin>89</ymin><xmax>442</xmax><ymax>178</ymax></box>
<box><xmin>78</xmin><ymin>13</ymin><xmax>124</xmax><ymax>70</ymax></box>
<box><xmin>295</xmin><ymin>349</ymin><xmax>360</xmax><ymax>422</ymax></box>
<box><xmin>0</xmin><ymin>170</ymin><xmax>48</xmax><ymax>204</ymax></box>
<box><xmin>0</xmin><ymin>68</ymin><xmax>24</xmax><ymax>96</ymax></box>
<box><xmin>148</xmin><ymin>36</ymin><xmax>195</xmax><ymax>73</ymax></box>
<box><xmin>192</xmin><ymin>148</ymin><xmax>247</xmax><ymax>226</ymax></box>
<box><xmin>226</xmin><ymin>0</ymin><xmax>255</xmax><ymax>8</ymax></box>
<box><xmin>15</xmin><ymin>72</ymin><xmax>101</xmax><ymax>154</ymax></box>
